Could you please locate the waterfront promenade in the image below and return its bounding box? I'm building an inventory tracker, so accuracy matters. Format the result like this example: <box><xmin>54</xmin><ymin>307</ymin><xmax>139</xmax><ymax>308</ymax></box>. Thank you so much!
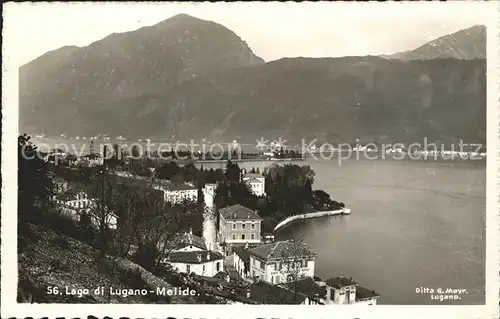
<box><xmin>273</xmin><ymin>208</ymin><xmax>351</xmax><ymax>232</ymax></box>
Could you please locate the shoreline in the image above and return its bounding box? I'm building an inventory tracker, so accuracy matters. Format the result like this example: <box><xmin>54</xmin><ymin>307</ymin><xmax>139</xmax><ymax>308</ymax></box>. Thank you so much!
<box><xmin>193</xmin><ymin>158</ymin><xmax>305</xmax><ymax>164</ymax></box>
<box><xmin>273</xmin><ymin>208</ymin><xmax>351</xmax><ymax>232</ymax></box>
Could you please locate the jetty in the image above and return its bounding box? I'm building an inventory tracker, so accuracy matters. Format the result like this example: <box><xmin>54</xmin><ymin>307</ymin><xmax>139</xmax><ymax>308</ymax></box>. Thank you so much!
<box><xmin>274</xmin><ymin>208</ymin><xmax>351</xmax><ymax>232</ymax></box>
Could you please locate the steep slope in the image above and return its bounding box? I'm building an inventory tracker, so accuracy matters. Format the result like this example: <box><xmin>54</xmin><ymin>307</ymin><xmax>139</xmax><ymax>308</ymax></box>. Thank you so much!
<box><xmin>387</xmin><ymin>25</ymin><xmax>486</xmax><ymax>61</ymax></box>
<box><xmin>19</xmin><ymin>14</ymin><xmax>265</xmax><ymax>133</ymax></box>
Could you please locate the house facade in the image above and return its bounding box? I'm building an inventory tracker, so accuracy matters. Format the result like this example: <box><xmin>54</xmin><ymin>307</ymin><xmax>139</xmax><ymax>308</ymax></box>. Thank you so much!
<box><xmin>242</xmin><ymin>173</ymin><xmax>266</xmax><ymax>197</ymax></box>
<box><xmin>248</xmin><ymin>240</ymin><xmax>316</xmax><ymax>284</ymax></box>
<box><xmin>154</xmin><ymin>183</ymin><xmax>198</xmax><ymax>204</ymax></box>
<box><xmin>169</xmin><ymin>230</ymin><xmax>208</xmax><ymax>252</ymax></box>
<box><xmin>219</xmin><ymin>204</ymin><xmax>263</xmax><ymax>245</ymax></box>
<box><xmin>166</xmin><ymin>250</ymin><xmax>224</xmax><ymax>277</ymax></box>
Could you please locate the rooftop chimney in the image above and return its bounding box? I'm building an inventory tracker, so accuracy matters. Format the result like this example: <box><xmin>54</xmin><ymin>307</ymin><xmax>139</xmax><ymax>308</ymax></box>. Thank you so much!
<box><xmin>197</xmin><ymin>254</ymin><xmax>202</xmax><ymax>262</ymax></box>
<box><xmin>226</xmin><ymin>274</ymin><xmax>230</xmax><ymax>283</ymax></box>
<box><xmin>246</xmin><ymin>289</ymin><xmax>251</xmax><ymax>299</ymax></box>
<box><xmin>206</xmin><ymin>252</ymin><xmax>211</xmax><ymax>260</ymax></box>
<box><xmin>189</xmin><ymin>227</ymin><xmax>193</xmax><ymax>235</ymax></box>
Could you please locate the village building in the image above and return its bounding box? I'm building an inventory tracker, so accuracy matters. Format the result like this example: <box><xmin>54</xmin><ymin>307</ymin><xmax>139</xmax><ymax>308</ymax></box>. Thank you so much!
<box><xmin>219</xmin><ymin>204</ymin><xmax>263</xmax><ymax>246</ymax></box>
<box><xmin>323</xmin><ymin>276</ymin><xmax>379</xmax><ymax>305</ymax></box>
<box><xmin>55</xmin><ymin>186</ymin><xmax>118</xmax><ymax>229</ymax></box>
<box><xmin>242</xmin><ymin>173</ymin><xmax>266</xmax><ymax>197</ymax></box>
<box><xmin>247</xmin><ymin>240</ymin><xmax>316</xmax><ymax>284</ymax></box>
<box><xmin>170</xmin><ymin>230</ymin><xmax>208</xmax><ymax>252</ymax></box>
<box><xmin>165</xmin><ymin>250</ymin><xmax>224</xmax><ymax>277</ymax></box>
<box><xmin>153</xmin><ymin>182</ymin><xmax>198</xmax><ymax>204</ymax></box>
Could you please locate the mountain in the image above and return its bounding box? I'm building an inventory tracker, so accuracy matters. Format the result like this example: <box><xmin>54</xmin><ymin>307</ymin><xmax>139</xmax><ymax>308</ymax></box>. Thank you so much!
<box><xmin>19</xmin><ymin>13</ymin><xmax>264</xmax><ymax>133</ymax></box>
<box><xmin>19</xmin><ymin>19</ymin><xmax>486</xmax><ymax>145</ymax></box>
<box><xmin>386</xmin><ymin>25</ymin><xmax>486</xmax><ymax>61</ymax></box>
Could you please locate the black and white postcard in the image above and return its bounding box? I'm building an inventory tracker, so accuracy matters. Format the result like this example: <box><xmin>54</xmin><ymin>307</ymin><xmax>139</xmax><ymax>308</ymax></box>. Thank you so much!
<box><xmin>2</xmin><ymin>2</ymin><xmax>499</xmax><ymax>318</ymax></box>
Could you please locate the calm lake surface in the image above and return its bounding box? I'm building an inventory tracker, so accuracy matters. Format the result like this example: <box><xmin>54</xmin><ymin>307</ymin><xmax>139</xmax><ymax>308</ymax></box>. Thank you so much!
<box><xmin>201</xmin><ymin>157</ymin><xmax>486</xmax><ymax>305</ymax></box>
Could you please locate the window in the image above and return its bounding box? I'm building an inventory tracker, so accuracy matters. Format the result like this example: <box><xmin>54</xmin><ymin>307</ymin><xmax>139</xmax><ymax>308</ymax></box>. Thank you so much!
<box><xmin>241</xmin><ymin>234</ymin><xmax>245</xmax><ymax>240</ymax></box>
<box><xmin>251</xmin><ymin>234</ymin><xmax>255</xmax><ymax>240</ymax></box>
<box><xmin>260</xmin><ymin>260</ymin><xmax>265</xmax><ymax>270</ymax></box>
<box><xmin>232</xmin><ymin>223</ymin><xmax>236</xmax><ymax>230</ymax></box>
<box><xmin>242</xmin><ymin>223</ymin><xmax>246</xmax><ymax>230</ymax></box>
<box><xmin>251</xmin><ymin>223</ymin><xmax>255</xmax><ymax>230</ymax></box>
<box><xmin>203</xmin><ymin>264</ymin><xmax>206</xmax><ymax>272</ymax></box>
<box><xmin>232</xmin><ymin>234</ymin><xmax>236</xmax><ymax>240</ymax></box>
<box><xmin>216</xmin><ymin>262</ymin><xmax>220</xmax><ymax>272</ymax></box>
<box><xmin>186</xmin><ymin>265</ymin><xmax>191</xmax><ymax>273</ymax></box>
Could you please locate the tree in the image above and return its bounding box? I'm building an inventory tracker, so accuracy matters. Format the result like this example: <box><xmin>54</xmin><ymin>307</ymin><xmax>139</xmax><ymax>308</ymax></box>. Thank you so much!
<box><xmin>313</xmin><ymin>190</ymin><xmax>330</xmax><ymax>210</ymax></box>
<box><xmin>156</xmin><ymin>161</ymin><xmax>181</xmax><ymax>180</ymax></box>
<box><xmin>18</xmin><ymin>134</ymin><xmax>54</xmax><ymax>222</ymax></box>
<box><xmin>131</xmin><ymin>145</ymin><xmax>141</xmax><ymax>158</ymax></box>
<box><xmin>171</xmin><ymin>173</ymin><xmax>185</xmax><ymax>184</ymax></box>
<box><xmin>225</xmin><ymin>160</ymin><xmax>241</xmax><ymax>183</ymax></box>
<box><xmin>277</xmin><ymin>236</ymin><xmax>314</xmax><ymax>301</ymax></box>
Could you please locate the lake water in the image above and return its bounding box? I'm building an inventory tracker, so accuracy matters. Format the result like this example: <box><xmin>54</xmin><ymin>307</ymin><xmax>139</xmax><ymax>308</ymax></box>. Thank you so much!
<box><xmin>200</xmin><ymin>157</ymin><xmax>486</xmax><ymax>305</ymax></box>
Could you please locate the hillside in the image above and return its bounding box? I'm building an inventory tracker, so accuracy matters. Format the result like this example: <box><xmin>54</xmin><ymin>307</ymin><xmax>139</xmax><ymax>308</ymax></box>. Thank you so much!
<box><xmin>19</xmin><ymin>17</ymin><xmax>486</xmax><ymax>145</ymax></box>
<box><xmin>18</xmin><ymin>222</ymin><xmax>193</xmax><ymax>303</ymax></box>
<box><xmin>386</xmin><ymin>25</ymin><xmax>486</xmax><ymax>61</ymax></box>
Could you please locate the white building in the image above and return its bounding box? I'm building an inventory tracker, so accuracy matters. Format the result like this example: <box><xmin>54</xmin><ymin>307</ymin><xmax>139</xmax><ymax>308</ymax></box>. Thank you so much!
<box><xmin>248</xmin><ymin>240</ymin><xmax>316</xmax><ymax>284</ymax></box>
<box><xmin>55</xmin><ymin>187</ymin><xmax>118</xmax><ymax>229</ymax></box>
<box><xmin>170</xmin><ymin>230</ymin><xmax>208</xmax><ymax>252</ymax></box>
<box><xmin>219</xmin><ymin>204</ymin><xmax>263</xmax><ymax>245</ymax></box>
<box><xmin>166</xmin><ymin>250</ymin><xmax>224</xmax><ymax>277</ymax></box>
<box><xmin>154</xmin><ymin>182</ymin><xmax>198</xmax><ymax>204</ymax></box>
<box><xmin>242</xmin><ymin>173</ymin><xmax>266</xmax><ymax>196</ymax></box>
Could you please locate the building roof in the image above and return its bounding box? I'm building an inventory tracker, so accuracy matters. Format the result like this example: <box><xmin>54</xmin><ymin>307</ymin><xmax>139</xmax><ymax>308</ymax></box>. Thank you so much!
<box><xmin>279</xmin><ymin>277</ymin><xmax>327</xmax><ymax>299</ymax></box>
<box><xmin>220</xmin><ymin>204</ymin><xmax>262</xmax><ymax>221</ymax></box>
<box><xmin>355</xmin><ymin>286</ymin><xmax>380</xmax><ymax>300</ymax></box>
<box><xmin>166</xmin><ymin>250</ymin><xmax>224</xmax><ymax>264</ymax></box>
<box><xmin>55</xmin><ymin>186</ymin><xmax>87</xmax><ymax>201</ymax></box>
<box><xmin>325</xmin><ymin>276</ymin><xmax>358</xmax><ymax>289</ymax></box>
<box><xmin>248</xmin><ymin>240</ymin><xmax>315</xmax><ymax>260</ymax></box>
<box><xmin>173</xmin><ymin>232</ymin><xmax>207</xmax><ymax>251</ymax></box>
<box><xmin>244</xmin><ymin>280</ymin><xmax>308</xmax><ymax>304</ymax></box>
<box><xmin>245</xmin><ymin>178</ymin><xmax>263</xmax><ymax>184</ymax></box>
<box><xmin>163</xmin><ymin>183</ymin><xmax>197</xmax><ymax>191</ymax></box>
<box><xmin>233</xmin><ymin>246</ymin><xmax>251</xmax><ymax>263</ymax></box>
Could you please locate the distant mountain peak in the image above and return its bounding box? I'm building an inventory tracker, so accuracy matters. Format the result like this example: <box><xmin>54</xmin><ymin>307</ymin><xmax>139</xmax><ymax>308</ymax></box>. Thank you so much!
<box><xmin>385</xmin><ymin>25</ymin><xmax>486</xmax><ymax>61</ymax></box>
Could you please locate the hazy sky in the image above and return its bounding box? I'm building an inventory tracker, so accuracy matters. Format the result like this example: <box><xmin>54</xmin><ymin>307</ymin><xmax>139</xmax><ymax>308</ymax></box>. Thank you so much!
<box><xmin>4</xmin><ymin>2</ymin><xmax>493</xmax><ymax>66</ymax></box>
